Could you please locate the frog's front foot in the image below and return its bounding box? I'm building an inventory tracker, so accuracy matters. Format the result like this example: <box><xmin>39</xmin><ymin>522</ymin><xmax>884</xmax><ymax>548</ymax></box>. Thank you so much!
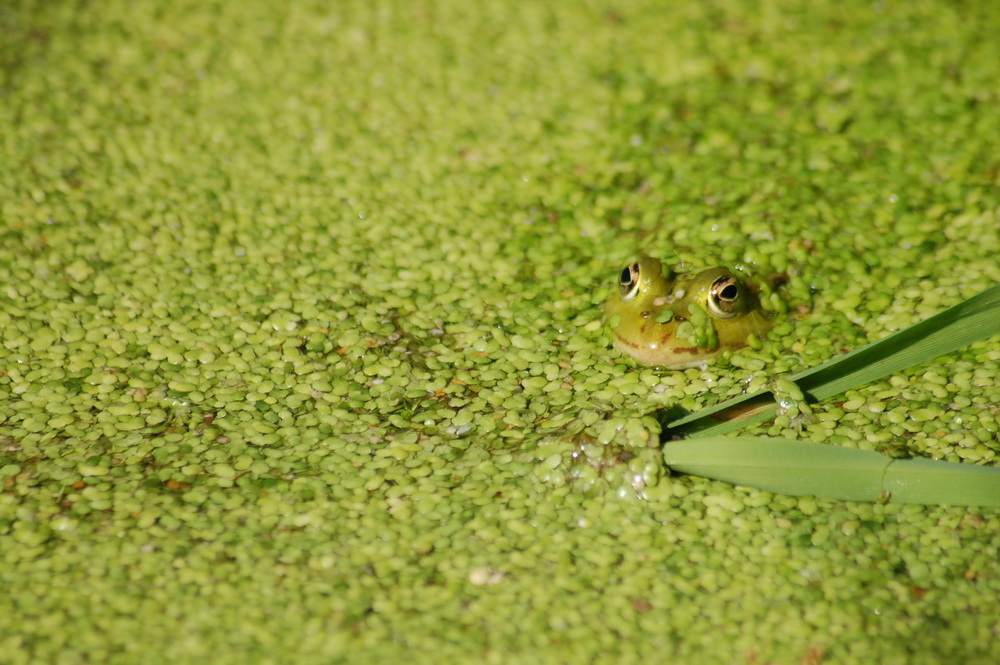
<box><xmin>770</xmin><ymin>377</ymin><xmax>818</xmax><ymax>430</ymax></box>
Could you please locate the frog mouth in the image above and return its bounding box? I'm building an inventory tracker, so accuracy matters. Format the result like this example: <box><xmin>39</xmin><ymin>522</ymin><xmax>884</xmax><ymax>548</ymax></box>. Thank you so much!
<box><xmin>613</xmin><ymin>329</ymin><xmax>709</xmax><ymax>366</ymax></box>
<box><xmin>612</xmin><ymin>328</ymin><xmax>666</xmax><ymax>351</ymax></box>
<box><xmin>613</xmin><ymin>328</ymin><xmax>695</xmax><ymax>353</ymax></box>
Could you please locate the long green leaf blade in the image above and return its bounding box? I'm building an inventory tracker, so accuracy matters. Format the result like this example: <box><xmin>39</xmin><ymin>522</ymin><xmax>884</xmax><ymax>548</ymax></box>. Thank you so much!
<box><xmin>793</xmin><ymin>282</ymin><xmax>1000</xmax><ymax>402</ymax></box>
<box><xmin>884</xmin><ymin>458</ymin><xmax>1000</xmax><ymax>507</ymax></box>
<box><xmin>663</xmin><ymin>437</ymin><xmax>1000</xmax><ymax>506</ymax></box>
<box><xmin>663</xmin><ymin>438</ymin><xmax>890</xmax><ymax>501</ymax></box>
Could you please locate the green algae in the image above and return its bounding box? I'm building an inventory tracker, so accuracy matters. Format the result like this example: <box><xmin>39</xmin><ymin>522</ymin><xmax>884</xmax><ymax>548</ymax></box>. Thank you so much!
<box><xmin>1</xmin><ymin>0</ymin><xmax>1000</xmax><ymax>663</ymax></box>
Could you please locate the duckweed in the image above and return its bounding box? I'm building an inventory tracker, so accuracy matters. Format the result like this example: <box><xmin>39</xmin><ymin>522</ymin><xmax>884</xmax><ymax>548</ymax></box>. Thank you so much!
<box><xmin>1</xmin><ymin>0</ymin><xmax>999</xmax><ymax>663</ymax></box>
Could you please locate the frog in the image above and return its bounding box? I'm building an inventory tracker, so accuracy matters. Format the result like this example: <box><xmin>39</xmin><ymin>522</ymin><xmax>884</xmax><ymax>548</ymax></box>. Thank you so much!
<box><xmin>604</xmin><ymin>257</ymin><xmax>774</xmax><ymax>369</ymax></box>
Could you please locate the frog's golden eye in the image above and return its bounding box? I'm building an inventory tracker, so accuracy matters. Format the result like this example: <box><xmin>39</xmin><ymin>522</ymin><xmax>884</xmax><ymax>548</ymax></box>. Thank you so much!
<box><xmin>618</xmin><ymin>262</ymin><xmax>641</xmax><ymax>302</ymax></box>
<box><xmin>707</xmin><ymin>274</ymin><xmax>742</xmax><ymax>318</ymax></box>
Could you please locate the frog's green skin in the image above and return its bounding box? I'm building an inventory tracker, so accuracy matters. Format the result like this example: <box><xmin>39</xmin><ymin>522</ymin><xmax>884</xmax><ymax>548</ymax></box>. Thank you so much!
<box><xmin>604</xmin><ymin>257</ymin><xmax>773</xmax><ymax>369</ymax></box>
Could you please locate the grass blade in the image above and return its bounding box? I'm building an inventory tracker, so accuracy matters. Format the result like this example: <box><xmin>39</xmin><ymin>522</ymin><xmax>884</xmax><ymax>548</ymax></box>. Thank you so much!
<box><xmin>663</xmin><ymin>437</ymin><xmax>1000</xmax><ymax>507</ymax></box>
<box><xmin>884</xmin><ymin>458</ymin><xmax>1000</xmax><ymax>506</ymax></box>
<box><xmin>665</xmin><ymin>283</ymin><xmax>1000</xmax><ymax>438</ymax></box>
<box><xmin>663</xmin><ymin>438</ymin><xmax>889</xmax><ymax>501</ymax></box>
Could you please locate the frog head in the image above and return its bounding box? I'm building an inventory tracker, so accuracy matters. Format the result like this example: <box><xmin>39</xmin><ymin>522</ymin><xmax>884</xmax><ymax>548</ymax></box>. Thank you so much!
<box><xmin>604</xmin><ymin>258</ymin><xmax>773</xmax><ymax>369</ymax></box>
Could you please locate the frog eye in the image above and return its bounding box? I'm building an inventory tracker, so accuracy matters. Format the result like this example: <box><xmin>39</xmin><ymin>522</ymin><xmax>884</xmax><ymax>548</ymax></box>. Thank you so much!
<box><xmin>618</xmin><ymin>262</ymin><xmax>641</xmax><ymax>302</ymax></box>
<box><xmin>707</xmin><ymin>274</ymin><xmax>742</xmax><ymax>318</ymax></box>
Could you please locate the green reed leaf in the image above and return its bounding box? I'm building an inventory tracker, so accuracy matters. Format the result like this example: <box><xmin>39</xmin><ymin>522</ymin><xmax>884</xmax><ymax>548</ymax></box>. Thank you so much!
<box><xmin>663</xmin><ymin>437</ymin><xmax>1000</xmax><ymax>507</ymax></box>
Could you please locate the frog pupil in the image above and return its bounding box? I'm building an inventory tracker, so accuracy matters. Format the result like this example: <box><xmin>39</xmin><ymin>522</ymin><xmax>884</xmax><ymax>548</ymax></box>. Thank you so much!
<box><xmin>620</xmin><ymin>266</ymin><xmax>633</xmax><ymax>285</ymax></box>
<box><xmin>719</xmin><ymin>284</ymin><xmax>738</xmax><ymax>301</ymax></box>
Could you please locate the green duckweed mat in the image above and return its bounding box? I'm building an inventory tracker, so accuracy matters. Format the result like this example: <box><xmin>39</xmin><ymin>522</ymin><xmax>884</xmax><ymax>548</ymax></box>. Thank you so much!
<box><xmin>2</xmin><ymin>1</ymin><xmax>999</xmax><ymax>663</ymax></box>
